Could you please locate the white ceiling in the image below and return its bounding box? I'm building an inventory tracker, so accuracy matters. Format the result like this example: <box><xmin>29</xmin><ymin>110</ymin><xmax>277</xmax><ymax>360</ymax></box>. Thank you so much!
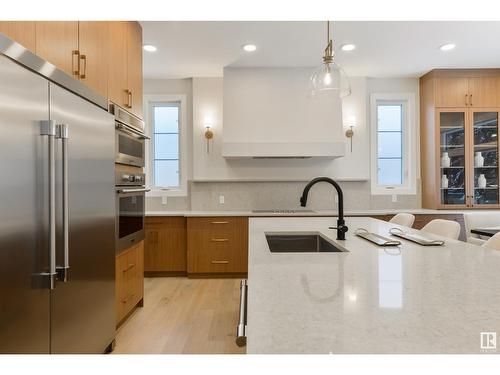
<box><xmin>140</xmin><ymin>21</ymin><xmax>500</xmax><ymax>79</ymax></box>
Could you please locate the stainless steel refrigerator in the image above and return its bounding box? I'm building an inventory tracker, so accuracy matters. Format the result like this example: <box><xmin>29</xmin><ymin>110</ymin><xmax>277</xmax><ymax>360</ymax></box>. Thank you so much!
<box><xmin>0</xmin><ymin>44</ymin><xmax>116</xmax><ymax>353</ymax></box>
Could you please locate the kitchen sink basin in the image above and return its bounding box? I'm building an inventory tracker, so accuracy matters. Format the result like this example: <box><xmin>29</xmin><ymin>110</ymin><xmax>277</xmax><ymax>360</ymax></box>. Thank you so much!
<box><xmin>265</xmin><ymin>232</ymin><xmax>347</xmax><ymax>253</ymax></box>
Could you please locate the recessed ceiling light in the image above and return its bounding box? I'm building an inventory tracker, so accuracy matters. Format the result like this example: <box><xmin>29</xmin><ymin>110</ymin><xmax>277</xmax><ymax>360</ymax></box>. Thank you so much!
<box><xmin>143</xmin><ymin>44</ymin><xmax>157</xmax><ymax>52</ymax></box>
<box><xmin>242</xmin><ymin>44</ymin><xmax>257</xmax><ymax>52</ymax></box>
<box><xmin>341</xmin><ymin>44</ymin><xmax>356</xmax><ymax>51</ymax></box>
<box><xmin>440</xmin><ymin>43</ymin><xmax>456</xmax><ymax>51</ymax></box>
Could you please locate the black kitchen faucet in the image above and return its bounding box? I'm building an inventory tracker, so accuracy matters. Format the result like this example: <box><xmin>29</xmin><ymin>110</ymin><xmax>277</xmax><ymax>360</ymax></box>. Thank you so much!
<box><xmin>300</xmin><ymin>177</ymin><xmax>348</xmax><ymax>240</ymax></box>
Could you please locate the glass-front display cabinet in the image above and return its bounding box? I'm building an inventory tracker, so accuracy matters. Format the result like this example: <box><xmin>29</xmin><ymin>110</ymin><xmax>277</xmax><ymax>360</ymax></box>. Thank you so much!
<box><xmin>437</xmin><ymin>109</ymin><xmax>499</xmax><ymax>208</ymax></box>
<box><xmin>471</xmin><ymin>110</ymin><xmax>499</xmax><ymax>206</ymax></box>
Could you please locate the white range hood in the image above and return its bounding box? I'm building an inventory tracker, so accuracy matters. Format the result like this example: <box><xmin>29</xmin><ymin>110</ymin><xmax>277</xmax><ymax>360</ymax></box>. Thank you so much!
<box><xmin>222</xmin><ymin>141</ymin><xmax>346</xmax><ymax>159</ymax></box>
<box><xmin>223</xmin><ymin>67</ymin><xmax>346</xmax><ymax>160</ymax></box>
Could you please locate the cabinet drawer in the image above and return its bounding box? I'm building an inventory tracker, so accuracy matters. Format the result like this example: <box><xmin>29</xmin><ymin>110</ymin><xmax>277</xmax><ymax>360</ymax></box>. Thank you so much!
<box><xmin>187</xmin><ymin>217</ymin><xmax>248</xmax><ymax>275</ymax></box>
<box><xmin>191</xmin><ymin>245</ymin><xmax>243</xmax><ymax>273</ymax></box>
<box><xmin>188</xmin><ymin>217</ymin><xmax>245</xmax><ymax>237</ymax></box>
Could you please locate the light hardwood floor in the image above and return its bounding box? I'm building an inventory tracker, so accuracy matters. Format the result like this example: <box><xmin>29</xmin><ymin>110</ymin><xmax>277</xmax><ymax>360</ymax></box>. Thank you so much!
<box><xmin>113</xmin><ymin>277</ymin><xmax>246</xmax><ymax>354</ymax></box>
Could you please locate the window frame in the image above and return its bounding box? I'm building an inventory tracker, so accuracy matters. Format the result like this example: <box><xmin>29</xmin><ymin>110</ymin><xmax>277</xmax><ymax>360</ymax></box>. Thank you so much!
<box><xmin>144</xmin><ymin>94</ymin><xmax>188</xmax><ymax>197</ymax></box>
<box><xmin>370</xmin><ymin>92</ymin><xmax>416</xmax><ymax>195</ymax></box>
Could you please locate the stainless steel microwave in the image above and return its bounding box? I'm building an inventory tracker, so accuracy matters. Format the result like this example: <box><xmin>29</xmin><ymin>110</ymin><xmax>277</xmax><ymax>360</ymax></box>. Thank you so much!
<box><xmin>110</xmin><ymin>103</ymin><xmax>148</xmax><ymax>167</ymax></box>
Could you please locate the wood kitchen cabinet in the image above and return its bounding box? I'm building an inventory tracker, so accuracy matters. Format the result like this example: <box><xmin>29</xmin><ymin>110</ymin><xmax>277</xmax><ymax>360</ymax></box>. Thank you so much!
<box><xmin>0</xmin><ymin>21</ymin><xmax>36</xmax><ymax>51</ymax></box>
<box><xmin>127</xmin><ymin>21</ymin><xmax>143</xmax><ymax>118</ymax></box>
<box><xmin>468</xmin><ymin>77</ymin><xmax>500</xmax><ymax>108</ymax></box>
<box><xmin>0</xmin><ymin>21</ymin><xmax>143</xmax><ymax>117</ymax></box>
<box><xmin>187</xmin><ymin>217</ymin><xmax>248</xmax><ymax>277</ymax></box>
<box><xmin>107</xmin><ymin>21</ymin><xmax>129</xmax><ymax>111</ymax></box>
<box><xmin>116</xmin><ymin>240</ymin><xmax>144</xmax><ymax>326</ymax></box>
<box><xmin>433</xmin><ymin>71</ymin><xmax>500</xmax><ymax>108</ymax></box>
<box><xmin>35</xmin><ymin>21</ymin><xmax>109</xmax><ymax>97</ymax></box>
<box><xmin>144</xmin><ymin>217</ymin><xmax>187</xmax><ymax>275</ymax></box>
<box><xmin>420</xmin><ymin>69</ymin><xmax>500</xmax><ymax>209</ymax></box>
<box><xmin>78</xmin><ymin>21</ymin><xmax>109</xmax><ymax>97</ymax></box>
<box><xmin>35</xmin><ymin>22</ymin><xmax>79</xmax><ymax>77</ymax></box>
<box><xmin>108</xmin><ymin>21</ymin><xmax>143</xmax><ymax>118</ymax></box>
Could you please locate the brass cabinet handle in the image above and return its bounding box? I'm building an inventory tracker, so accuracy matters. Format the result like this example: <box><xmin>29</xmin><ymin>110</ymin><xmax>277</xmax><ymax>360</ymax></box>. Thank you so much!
<box><xmin>211</xmin><ymin>260</ymin><xmax>229</xmax><ymax>264</ymax></box>
<box><xmin>129</xmin><ymin>91</ymin><xmax>133</xmax><ymax>109</ymax></box>
<box><xmin>124</xmin><ymin>89</ymin><xmax>131</xmax><ymax>108</ymax></box>
<box><xmin>122</xmin><ymin>263</ymin><xmax>136</xmax><ymax>272</ymax></box>
<box><xmin>125</xmin><ymin>90</ymin><xmax>133</xmax><ymax>109</ymax></box>
<box><xmin>72</xmin><ymin>50</ymin><xmax>80</xmax><ymax>76</ymax></box>
<box><xmin>211</xmin><ymin>238</ymin><xmax>229</xmax><ymax>242</ymax></box>
<box><xmin>470</xmin><ymin>94</ymin><xmax>473</xmax><ymax>106</ymax></box>
<box><xmin>79</xmin><ymin>55</ymin><xmax>87</xmax><ymax>79</ymax></box>
<box><xmin>210</xmin><ymin>221</ymin><xmax>229</xmax><ymax>224</ymax></box>
<box><xmin>121</xmin><ymin>293</ymin><xmax>135</xmax><ymax>303</ymax></box>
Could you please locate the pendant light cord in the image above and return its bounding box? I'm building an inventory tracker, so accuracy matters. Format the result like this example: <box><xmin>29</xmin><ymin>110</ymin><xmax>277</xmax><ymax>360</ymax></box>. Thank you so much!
<box><xmin>327</xmin><ymin>20</ymin><xmax>330</xmax><ymax>44</ymax></box>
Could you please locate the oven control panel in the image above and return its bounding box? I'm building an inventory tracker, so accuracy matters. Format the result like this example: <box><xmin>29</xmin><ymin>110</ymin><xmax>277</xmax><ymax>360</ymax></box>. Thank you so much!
<box><xmin>115</xmin><ymin>171</ymin><xmax>146</xmax><ymax>186</ymax></box>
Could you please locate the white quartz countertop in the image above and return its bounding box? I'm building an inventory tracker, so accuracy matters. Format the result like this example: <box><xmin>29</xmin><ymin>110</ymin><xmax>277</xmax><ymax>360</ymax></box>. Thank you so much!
<box><xmin>246</xmin><ymin>216</ymin><xmax>500</xmax><ymax>354</ymax></box>
<box><xmin>145</xmin><ymin>208</ymin><xmax>481</xmax><ymax>217</ymax></box>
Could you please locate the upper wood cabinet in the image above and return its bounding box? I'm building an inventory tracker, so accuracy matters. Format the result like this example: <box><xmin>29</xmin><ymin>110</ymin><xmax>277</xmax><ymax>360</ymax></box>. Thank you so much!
<box><xmin>468</xmin><ymin>77</ymin><xmax>500</xmax><ymax>108</ymax></box>
<box><xmin>435</xmin><ymin>77</ymin><xmax>469</xmax><ymax>107</ymax></box>
<box><xmin>1</xmin><ymin>21</ymin><xmax>143</xmax><ymax>118</ymax></box>
<box><xmin>108</xmin><ymin>21</ymin><xmax>143</xmax><ymax>118</ymax></box>
<box><xmin>127</xmin><ymin>21</ymin><xmax>143</xmax><ymax>118</ymax></box>
<box><xmin>78</xmin><ymin>22</ymin><xmax>109</xmax><ymax>97</ymax></box>
<box><xmin>35</xmin><ymin>22</ymin><xmax>79</xmax><ymax>77</ymax></box>
<box><xmin>0</xmin><ymin>21</ymin><xmax>36</xmax><ymax>51</ymax></box>
<box><xmin>35</xmin><ymin>21</ymin><xmax>109</xmax><ymax>97</ymax></box>
<box><xmin>108</xmin><ymin>22</ymin><xmax>129</xmax><ymax>111</ymax></box>
<box><xmin>433</xmin><ymin>71</ymin><xmax>500</xmax><ymax>108</ymax></box>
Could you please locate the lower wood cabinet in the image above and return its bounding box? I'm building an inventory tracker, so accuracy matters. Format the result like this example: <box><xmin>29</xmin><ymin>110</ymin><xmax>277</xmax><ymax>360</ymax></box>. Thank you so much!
<box><xmin>187</xmin><ymin>217</ymin><xmax>248</xmax><ymax>277</ymax></box>
<box><xmin>144</xmin><ymin>216</ymin><xmax>187</xmax><ymax>276</ymax></box>
<box><xmin>116</xmin><ymin>240</ymin><xmax>144</xmax><ymax>325</ymax></box>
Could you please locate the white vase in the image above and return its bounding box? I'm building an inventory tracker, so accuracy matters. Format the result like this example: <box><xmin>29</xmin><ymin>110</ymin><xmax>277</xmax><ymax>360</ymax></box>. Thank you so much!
<box><xmin>474</xmin><ymin>152</ymin><xmax>484</xmax><ymax>167</ymax></box>
<box><xmin>441</xmin><ymin>174</ymin><xmax>449</xmax><ymax>189</ymax></box>
<box><xmin>441</xmin><ymin>152</ymin><xmax>451</xmax><ymax>168</ymax></box>
<box><xmin>478</xmin><ymin>174</ymin><xmax>487</xmax><ymax>188</ymax></box>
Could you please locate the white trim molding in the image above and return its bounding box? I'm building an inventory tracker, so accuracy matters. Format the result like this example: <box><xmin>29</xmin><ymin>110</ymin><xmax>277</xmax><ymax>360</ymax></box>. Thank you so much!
<box><xmin>370</xmin><ymin>92</ymin><xmax>417</xmax><ymax>195</ymax></box>
<box><xmin>144</xmin><ymin>94</ymin><xmax>188</xmax><ymax>197</ymax></box>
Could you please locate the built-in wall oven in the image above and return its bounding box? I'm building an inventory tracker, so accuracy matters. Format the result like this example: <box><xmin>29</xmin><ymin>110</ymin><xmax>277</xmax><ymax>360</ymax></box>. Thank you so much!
<box><xmin>110</xmin><ymin>103</ymin><xmax>148</xmax><ymax>167</ymax></box>
<box><xmin>115</xmin><ymin>170</ymin><xmax>150</xmax><ymax>252</ymax></box>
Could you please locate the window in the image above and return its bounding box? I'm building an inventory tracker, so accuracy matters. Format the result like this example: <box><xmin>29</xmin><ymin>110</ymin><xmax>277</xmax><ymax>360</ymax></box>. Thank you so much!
<box><xmin>145</xmin><ymin>95</ymin><xmax>187</xmax><ymax>196</ymax></box>
<box><xmin>152</xmin><ymin>103</ymin><xmax>180</xmax><ymax>188</ymax></box>
<box><xmin>377</xmin><ymin>104</ymin><xmax>403</xmax><ymax>185</ymax></box>
<box><xmin>370</xmin><ymin>93</ymin><xmax>416</xmax><ymax>195</ymax></box>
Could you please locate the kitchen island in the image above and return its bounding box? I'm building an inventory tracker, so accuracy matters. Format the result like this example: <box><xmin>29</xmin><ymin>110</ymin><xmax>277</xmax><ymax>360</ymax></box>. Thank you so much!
<box><xmin>247</xmin><ymin>217</ymin><xmax>500</xmax><ymax>354</ymax></box>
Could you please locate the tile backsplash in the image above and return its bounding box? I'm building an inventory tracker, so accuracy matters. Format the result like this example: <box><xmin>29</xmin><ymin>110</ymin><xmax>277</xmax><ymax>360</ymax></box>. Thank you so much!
<box><xmin>145</xmin><ymin>180</ymin><xmax>421</xmax><ymax>212</ymax></box>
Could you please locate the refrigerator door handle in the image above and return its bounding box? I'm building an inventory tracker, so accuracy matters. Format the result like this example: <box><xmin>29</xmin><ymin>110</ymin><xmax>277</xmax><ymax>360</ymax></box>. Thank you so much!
<box><xmin>56</xmin><ymin>124</ymin><xmax>70</xmax><ymax>282</ymax></box>
<box><xmin>40</xmin><ymin>120</ymin><xmax>57</xmax><ymax>289</ymax></box>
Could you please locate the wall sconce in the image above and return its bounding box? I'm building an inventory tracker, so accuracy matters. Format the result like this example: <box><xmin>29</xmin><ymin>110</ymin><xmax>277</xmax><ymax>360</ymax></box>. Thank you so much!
<box><xmin>344</xmin><ymin>117</ymin><xmax>355</xmax><ymax>152</ymax></box>
<box><xmin>204</xmin><ymin>126</ymin><xmax>214</xmax><ymax>154</ymax></box>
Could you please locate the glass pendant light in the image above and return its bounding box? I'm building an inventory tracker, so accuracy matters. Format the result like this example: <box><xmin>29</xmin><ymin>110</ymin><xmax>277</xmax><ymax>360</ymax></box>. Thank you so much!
<box><xmin>309</xmin><ymin>21</ymin><xmax>351</xmax><ymax>98</ymax></box>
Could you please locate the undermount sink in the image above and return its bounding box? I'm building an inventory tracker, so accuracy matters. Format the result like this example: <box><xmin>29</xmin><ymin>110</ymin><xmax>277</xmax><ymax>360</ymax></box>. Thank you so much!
<box><xmin>265</xmin><ymin>232</ymin><xmax>348</xmax><ymax>253</ymax></box>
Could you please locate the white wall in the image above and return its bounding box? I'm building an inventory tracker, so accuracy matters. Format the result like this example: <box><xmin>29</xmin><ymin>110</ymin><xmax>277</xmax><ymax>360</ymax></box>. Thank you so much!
<box><xmin>192</xmin><ymin>74</ymin><xmax>370</xmax><ymax>182</ymax></box>
<box><xmin>144</xmin><ymin>75</ymin><xmax>422</xmax><ymax>211</ymax></box>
